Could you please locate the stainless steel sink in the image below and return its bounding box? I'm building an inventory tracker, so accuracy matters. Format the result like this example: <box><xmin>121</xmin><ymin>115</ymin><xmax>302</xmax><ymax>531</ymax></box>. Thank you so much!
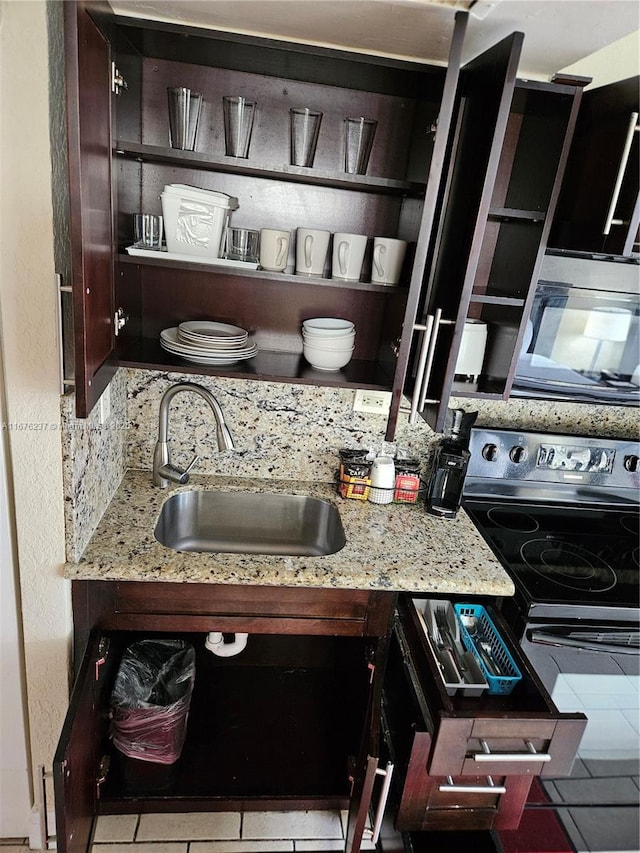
<box><xmin>154</xmin><ymin>490</ymin><xmax>346</xmax><ymax>556</ymax></box>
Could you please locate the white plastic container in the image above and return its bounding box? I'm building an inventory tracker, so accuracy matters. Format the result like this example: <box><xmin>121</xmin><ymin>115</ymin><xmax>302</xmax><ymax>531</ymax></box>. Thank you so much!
<box><xmin>161</xmin><ymin>184</ymin><xmax>238</xmax><ymax>259</ymax></box>
<box><xmin>369</xmin><ymin>456</ymin><xmax>395</xmax><ymax>504</ymax></box>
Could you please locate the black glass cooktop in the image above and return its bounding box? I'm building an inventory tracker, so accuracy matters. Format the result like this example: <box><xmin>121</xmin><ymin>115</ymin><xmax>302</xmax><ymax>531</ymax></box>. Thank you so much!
<box><xmin>464</xmin><ymin>498</ymin><xmax>640</xmax><ymax>608</ymax></box>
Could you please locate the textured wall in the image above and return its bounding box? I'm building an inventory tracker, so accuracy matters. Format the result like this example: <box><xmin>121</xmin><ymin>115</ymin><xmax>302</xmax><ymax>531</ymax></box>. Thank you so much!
<box><xmin>0</xmin><ymin>0</ymin><xmax>71</xmax><ymax>812</ymax></box>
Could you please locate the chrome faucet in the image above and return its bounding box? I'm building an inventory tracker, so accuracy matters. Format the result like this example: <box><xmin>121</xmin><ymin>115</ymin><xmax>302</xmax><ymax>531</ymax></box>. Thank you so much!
<box><xmin>153</xmin><ymin>382</ymin><xmax>235</xmax><ymax>488</ymax></box>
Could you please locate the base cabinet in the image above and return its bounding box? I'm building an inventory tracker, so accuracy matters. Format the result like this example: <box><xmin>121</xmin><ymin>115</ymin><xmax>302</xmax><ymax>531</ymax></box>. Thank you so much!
<box><xmin>54</xmin><ymin>582</ymin><xmax>395</xmax><ymax>853</ymax></box>
<box><xmin>380</xmin><ymin>596</ymin><xmax>586</xmax><ymax>834</ymax></box>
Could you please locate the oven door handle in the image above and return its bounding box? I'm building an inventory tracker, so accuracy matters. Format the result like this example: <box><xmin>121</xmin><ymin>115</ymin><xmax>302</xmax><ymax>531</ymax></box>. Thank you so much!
<box><xmin>528</xmin><ymin>628</ymin><xmax>640</xmax><ymax>656</ymax></box>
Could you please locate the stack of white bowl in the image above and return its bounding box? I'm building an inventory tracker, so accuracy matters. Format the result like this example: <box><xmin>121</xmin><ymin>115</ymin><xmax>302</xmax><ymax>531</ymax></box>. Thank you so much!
<box><xmin>302</xmin><ymin>318</ymin><xmax>356</xmax><ymax>371</ymax></box>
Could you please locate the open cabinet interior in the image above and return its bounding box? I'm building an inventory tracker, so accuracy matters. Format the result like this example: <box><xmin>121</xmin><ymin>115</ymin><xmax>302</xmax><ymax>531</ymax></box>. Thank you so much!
<box><xmin>61</xmin><ymin>631</ymin><xmax>373</xmax><ymax>814</ymax></box>
<box><xmin>111</xmin><ymin>16</ymin><xmax>448</xmax><ymax>396</ymax></box>
<box><xmin>405</xmin><ymin>61</ymin><xmax>584</xmax><ymax>431</ymax></box>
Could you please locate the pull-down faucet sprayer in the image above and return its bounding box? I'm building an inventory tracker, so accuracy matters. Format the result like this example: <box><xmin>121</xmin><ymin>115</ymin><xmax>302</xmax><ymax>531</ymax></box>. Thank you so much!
<box><xmin>152</xmin><ymin>382</ymin><xmax>234</xmax><ymax>488</ymax></box>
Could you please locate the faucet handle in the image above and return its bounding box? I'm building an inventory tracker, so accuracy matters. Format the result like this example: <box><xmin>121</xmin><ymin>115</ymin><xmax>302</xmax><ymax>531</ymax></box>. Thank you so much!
<box><xmin>184</xmin><ymin>454</ymin><xmax>199</xmax><ymax>476</ymax></box>
<box><xmin>157</xmin><ymin>454</ymin><xmax>200</xmax><ymax>486</ymax></box>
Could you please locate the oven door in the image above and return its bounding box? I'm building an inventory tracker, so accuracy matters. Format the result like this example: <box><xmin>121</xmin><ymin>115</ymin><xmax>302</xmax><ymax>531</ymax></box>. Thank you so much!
<box><xmin>520</xmin><ymin>618</ymin><xmax>640</xmax><ymax>853</ymax></box>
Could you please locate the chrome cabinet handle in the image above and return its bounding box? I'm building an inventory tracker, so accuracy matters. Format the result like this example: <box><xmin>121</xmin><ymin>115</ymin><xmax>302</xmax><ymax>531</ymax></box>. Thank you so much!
<box><xmin>473</xmin><ymin>739</ymin><xmax>551</xmax><ymax>763</ymax></box>
<box><xmin>409</xmin><ymin>314</ymin><xmax>435</xmax><ymax>423</ymax></box>
<box><xmin>418</xmin><ymin>307</ymin><xmax>447</xmax><ymax>411</ymax></box>
<box><xmin>362</xmin><ymin>762</ymin><xmax>394</xmax><ymax>845</ymax></box>
<box><xmin>603</xmin><ymin>111</ymin><xmax>639</xmax><ymax>236</ymax></box>
<box><xmin>408</xmin><ymin>308</ymin><xmax>457</xmax><ymax>422</ymax></box>
<box><xmin>439</xmin><ymin>774</ymin><xmax>506</xmax><ymax>795</ymax></box>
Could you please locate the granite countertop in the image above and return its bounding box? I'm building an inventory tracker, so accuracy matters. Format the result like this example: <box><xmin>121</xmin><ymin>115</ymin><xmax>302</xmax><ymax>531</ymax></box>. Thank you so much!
<box><xmin>65</xmin><ymin>470</ymin><xmax>515</xmax><ymax>597</ymax></box>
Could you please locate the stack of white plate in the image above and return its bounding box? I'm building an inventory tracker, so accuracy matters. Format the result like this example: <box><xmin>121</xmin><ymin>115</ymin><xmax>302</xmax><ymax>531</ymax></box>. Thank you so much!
<box><xmin>160</xmin><ymin>321</ymin><xmax>258</xmax><ymax>365</ymax></box>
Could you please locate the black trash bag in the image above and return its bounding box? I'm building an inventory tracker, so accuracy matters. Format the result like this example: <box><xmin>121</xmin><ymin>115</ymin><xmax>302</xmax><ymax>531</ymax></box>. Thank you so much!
<box><xmin>110</xmin><ymin>639</ymin><xmax>196</xmax><ymax>764</ymax></box>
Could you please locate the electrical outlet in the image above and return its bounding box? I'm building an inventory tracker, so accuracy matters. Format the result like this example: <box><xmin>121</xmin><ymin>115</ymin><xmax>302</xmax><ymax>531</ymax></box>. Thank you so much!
<box><xmin>353</xmin><ymin>389</ymin><xmax>392</xmax><ymax>415</ymax></box>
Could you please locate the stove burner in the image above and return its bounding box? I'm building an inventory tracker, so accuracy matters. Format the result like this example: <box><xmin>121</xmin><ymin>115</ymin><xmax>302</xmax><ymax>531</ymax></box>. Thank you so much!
<box><xmin>633</xmin><ymin>546</ymin><xmax>640</xmax><ymax>570</ymax></box>
<box><xmin>487</xmin><ymin>507</ymin><xmax>540</xmax><ymax>533</ymax></box>
<box><xmin>520</xmin><ymin>538</ymin><xmax>617</xmax><ymax>593</ymax></box>
<box><xmin>620</xmin><ymin>514</ymin><xmax>640</xmax><ymax>536</ymax></box>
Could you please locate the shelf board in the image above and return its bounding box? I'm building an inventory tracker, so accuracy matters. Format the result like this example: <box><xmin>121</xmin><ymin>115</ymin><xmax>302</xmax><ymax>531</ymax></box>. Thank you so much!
<box><xmin>118</xmin><ymin>252</ymin><xmax>409</xmax><ymax>293</ymax></box>
<box><xmin>489</xmin><ymin>206</ymin><xmax>547</xmax><ymax>222</ymax></box>
<box><xmin>116</xmin><ymin>337</ymin><xmax>395</xmax><ymax>391</ymax></box>
<box><xmin>114</xmin><ymin>141</ymin><xmax>426</xmax><ymax>197</ymax></box>
<box><xmin>451</xmin><ymin>380</ymin><xmax>508</xmax><ymax>399</ymax></box>
<box><xmin>469</xmin><ymin>293</ymin><xmax>526</xmax><ymax>307</ymax></box>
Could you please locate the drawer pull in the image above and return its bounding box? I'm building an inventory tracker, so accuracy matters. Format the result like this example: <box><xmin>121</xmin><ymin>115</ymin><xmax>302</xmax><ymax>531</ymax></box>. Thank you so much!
<box><xmin>439</xmin><ymin>774</ymin><xmax>506</xmax><ymax>795</ymax></box>
<box><xmin>473</xmin><ymin>739</ymin><xmax>551</xmax><ymax>763</ymax></box>
<box><xmin>362</xmin><ymin>762</ymin><xmax>394</xmax><ymax>845</ymax></box>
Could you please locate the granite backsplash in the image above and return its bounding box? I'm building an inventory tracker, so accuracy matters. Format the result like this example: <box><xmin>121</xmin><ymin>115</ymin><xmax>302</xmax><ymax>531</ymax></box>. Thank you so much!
<box><xmin>61</xmin><ymin>367</ymin><xmax>639</xmax><ymax>562</ymax></box>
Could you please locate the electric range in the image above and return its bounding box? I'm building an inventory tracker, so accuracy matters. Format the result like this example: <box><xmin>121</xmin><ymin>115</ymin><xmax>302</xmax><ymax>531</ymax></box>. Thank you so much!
<box><xmin>462</xmin><ymin>427</ymin><xmax>640</xmax><ymax>853</ymax></box>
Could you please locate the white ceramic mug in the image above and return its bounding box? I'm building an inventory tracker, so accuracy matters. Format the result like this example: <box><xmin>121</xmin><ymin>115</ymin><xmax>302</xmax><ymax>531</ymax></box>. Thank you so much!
<box><xmin>260</xmin><ymin>228</ymin><xmax>291</xmax><ymax>271</ymax></box>
<box><xmin>332</xmin><ymin>233</ymin><xmax>368</xmax><ymax>281</ymax></box>
<box><xmin>296</xmin><ymin>228</ymin><xmax>330</xmax><ymax>276</ymax></box>
<box><xmin>371</xmin><ymin>237</ymin><xmax>407</xmax><ymax>285</ymax></box>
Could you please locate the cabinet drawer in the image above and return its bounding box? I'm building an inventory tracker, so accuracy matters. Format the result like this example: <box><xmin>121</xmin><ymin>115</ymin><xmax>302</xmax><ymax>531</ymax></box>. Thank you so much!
<box><xmin>397</xmin><ymin>596</ymin><xmax>586</xmax><ymax>779</ymax></box>
<box><xmin>382</xmin><ymin>626</ymin><xmax>533</xmax><ymax>832</ymax></box>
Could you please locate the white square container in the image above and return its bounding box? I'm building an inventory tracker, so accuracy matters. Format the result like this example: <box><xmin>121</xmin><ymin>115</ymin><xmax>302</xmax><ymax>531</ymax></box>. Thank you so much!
<box><xmin>161</xmin><ymin>184</ymin><xmax>238</xmax><ymax>259</ymax></box>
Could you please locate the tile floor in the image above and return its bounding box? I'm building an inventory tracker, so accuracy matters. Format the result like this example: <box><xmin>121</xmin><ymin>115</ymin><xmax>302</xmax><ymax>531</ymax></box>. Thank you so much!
<box><xmin>88</xmin><ymin>810</ymin><xmax>375</xmax><ymax>853</ymax></box>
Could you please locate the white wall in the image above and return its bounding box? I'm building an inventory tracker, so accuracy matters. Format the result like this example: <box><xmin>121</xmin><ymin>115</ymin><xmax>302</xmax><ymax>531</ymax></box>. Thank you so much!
<box><xmin>0</xmin><ymin>0</ymin><xmax>71</xmax><ymax>831</ymax></box>
<box><xmin>561</xmin><ymin>30</ymin><xmax>639</xmax><ymax>88</ymax></box>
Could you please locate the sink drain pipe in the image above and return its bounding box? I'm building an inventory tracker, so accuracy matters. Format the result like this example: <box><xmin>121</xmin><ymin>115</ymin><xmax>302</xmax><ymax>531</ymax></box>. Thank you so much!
<box><xmin>205</xmin><ymin>631</ymin><xmax>249</xmax><ymax>657</ymax></box>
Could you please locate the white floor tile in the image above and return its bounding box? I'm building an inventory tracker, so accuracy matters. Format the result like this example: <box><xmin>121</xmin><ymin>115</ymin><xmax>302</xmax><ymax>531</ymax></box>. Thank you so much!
<box><xmin>191</xmin><ymin>843</ymin><xmax>293</xmax><ymax>853</ymax></box>
<box><xmin>93</xmin><ymin>814</ymin><xmax>139</xmax><ymax>842</ymax></box>
<box><xmin>295</xmin><ymin>840</ymin><xmax>375</xmax><ymax>852</ymax></box>
<box><xmin>92</xmin><ymin>845</ymin><xmax>187</xmax><ymax>853</ymax></box>
<box><xmin>242</xmin><ymin>811</ymin><xmax>343</xmax><ymax>840</ymax></box>
<box><xmin>136</xmin><ymin>813</ymin><xmax>241</xmax><ymax>842</ymax></box>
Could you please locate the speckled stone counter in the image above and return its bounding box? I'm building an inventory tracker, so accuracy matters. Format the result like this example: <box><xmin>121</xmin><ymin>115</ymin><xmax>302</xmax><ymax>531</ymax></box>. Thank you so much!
<box><xmin>65</xmin><ymin>469</ymin><xmax>514</xmax><ymax>597</ymax></box>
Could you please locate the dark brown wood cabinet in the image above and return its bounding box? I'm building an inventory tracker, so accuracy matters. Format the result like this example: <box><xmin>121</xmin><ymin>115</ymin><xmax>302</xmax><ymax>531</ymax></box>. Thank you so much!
<box><xmin>549</xmin><ymin>76</ymin><xmax>640</xmax><ymax>257</ymax></box>
<box><xmin>64</xmin><ymin>2</ymin><xmax>581</xmax><ymax>437</ymax></box>
<box><xmin>396</xmin><ymin>63</ymin><xmax>586</xmax><ymax>432</ymax></box>
<box><xmin>64</xmin><ymin>0</ymin><xmax>467</xmax><ymax>426</ymax></box>
<box><xmin>381</xmin><ymin>596</ymin><xmax>586</xmax><ymax>834</ymax></box>
<box><xmin>54</xmin><ymin>584</ymin><xmax>586</xmax><ymax>853</ymax></box>
<box><xmin>54</xmin><ymin>581</ymin><xmax>396</xmax><ymax>853</ymax></box>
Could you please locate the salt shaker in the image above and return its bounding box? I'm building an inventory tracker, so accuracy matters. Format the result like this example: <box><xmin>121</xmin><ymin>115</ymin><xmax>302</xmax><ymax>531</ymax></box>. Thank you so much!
<box><xmin>369</xmin><ymin>456</ymin><xmax>395</xmax><ymax>504</ymax></box>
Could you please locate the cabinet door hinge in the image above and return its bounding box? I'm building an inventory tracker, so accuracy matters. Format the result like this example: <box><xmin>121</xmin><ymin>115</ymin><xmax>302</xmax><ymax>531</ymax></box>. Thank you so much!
<box><xmin>95</xmin><ymin>636</ymin><xmax>111</xmax><ymax>680</ymax></box>
<box><xmin>114</xmin><ymin>306</ymin><xmax>128</xmax><ymax>336</ymax></box>
<box><xmin>111</xmin><ymin>62</ymin><xmax>128</xmax><ymax>95</ymax></box>
<box><xmin>96</xmin><ymin>754</ymin><xmax>111</xmax><ymax>799</ymax></box>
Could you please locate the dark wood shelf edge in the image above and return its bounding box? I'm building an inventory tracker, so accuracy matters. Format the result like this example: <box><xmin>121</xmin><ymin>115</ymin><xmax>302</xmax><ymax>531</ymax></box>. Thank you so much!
<box><xmin>116</xmin><ymin>339</ymin><xmax>396</xmax><ymax>391</ymax></box>
<box><xmin>489</xmin><ymin>206</ymin><xmax>547</xmax><ymax>222</ymax></box>
<box><xmin>117</xmin><ymin>253</ymin><xmax>411</xmax><ymax>293</ymax></box>
<box><xmin>450</xmin><ymin>383</ymin><xmax>508</xmax><ymax>399</ymax></box>
<box><xmin>114</xmin><ymin>141</ymin><xmax>426</xmax><ymax>197</ymax></box>
<box><xmin>469</xmin><ymin>294</ymin><xmax>526</xmax><ymax>307</ymax></box>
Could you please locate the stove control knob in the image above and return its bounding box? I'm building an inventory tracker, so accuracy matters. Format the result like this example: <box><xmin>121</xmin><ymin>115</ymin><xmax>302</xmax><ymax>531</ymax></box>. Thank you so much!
<box><xmin>623</xmin><ymin>454</ymin><xmax>639</xmax><ymax>473</ymax></box>
<box><xmin>482</xmin><ymin>443</ymin><xmax>499</xmax><ymax>461</ymax></box>
<box><xmin>509</xmin><ymin>445</ymin><xmax>528</xmax><ymax>463</ymax></box>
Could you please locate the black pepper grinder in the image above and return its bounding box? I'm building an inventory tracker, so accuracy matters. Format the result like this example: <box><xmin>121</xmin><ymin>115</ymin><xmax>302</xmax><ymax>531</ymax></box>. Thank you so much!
<box><xmin>425</xmin><ymin>409</ymin><xmax>478</xmax><ymax>518</ymax></box>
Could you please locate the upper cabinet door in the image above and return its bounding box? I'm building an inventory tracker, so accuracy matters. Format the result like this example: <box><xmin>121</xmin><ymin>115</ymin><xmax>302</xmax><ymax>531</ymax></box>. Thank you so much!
<box><xmin>64</xmin><ymin>1</ymin><xmax>116</xmax><ymax>417</ymax></box>
<box><xmin>549</xmin><ymin>76</ymin><xmax>640</xmax><ymax>257</ymax></box>
<box><xmin>406</xmin><ymin>33</ymin><xmax>524</xmax><ymax>432</ymax></box>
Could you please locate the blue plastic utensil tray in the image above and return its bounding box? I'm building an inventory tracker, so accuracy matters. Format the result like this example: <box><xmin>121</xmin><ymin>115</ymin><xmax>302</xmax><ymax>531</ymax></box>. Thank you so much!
<box><xmin>454</xmin><ymin>603</ymin><xmax>522</xmax><ymax>695</ymax></box>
